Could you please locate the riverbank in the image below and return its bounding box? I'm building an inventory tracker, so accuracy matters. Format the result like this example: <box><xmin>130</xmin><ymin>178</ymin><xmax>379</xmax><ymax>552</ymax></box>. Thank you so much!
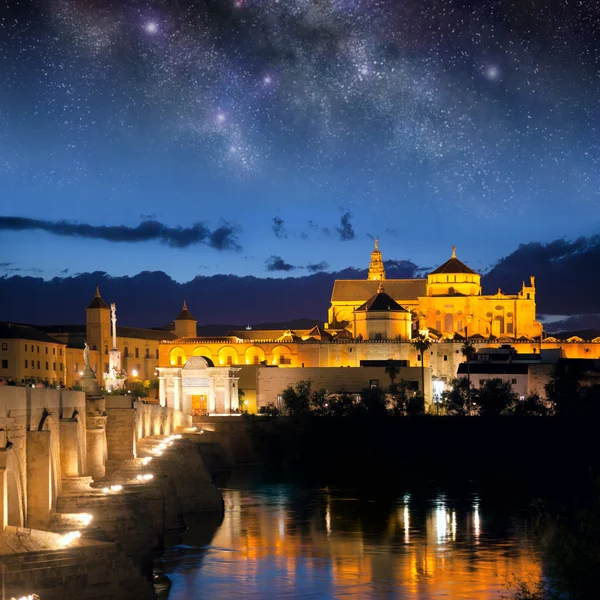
<box><xmin>1</xmin><ymin>432</ymin><xmax>229</xmax><ymax>600</ymax></box>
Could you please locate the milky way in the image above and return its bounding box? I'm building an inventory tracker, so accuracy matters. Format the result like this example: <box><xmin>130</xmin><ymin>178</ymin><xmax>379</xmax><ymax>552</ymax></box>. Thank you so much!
<box><xmin>1</xmin><ymin>0</ymin><xmax>599</xmax><ymax>279</ymax></box>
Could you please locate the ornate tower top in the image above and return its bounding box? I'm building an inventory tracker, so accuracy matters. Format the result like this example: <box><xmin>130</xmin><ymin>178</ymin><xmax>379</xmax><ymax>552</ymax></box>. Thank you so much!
<box><xmin>367</xmin><ymin>238</ymin><xmax>386</xmax><ymax>281</ymax></box>
<box><xmin>452</xmin><ymin>245</ymin><xmax>457</xmax><ymax>258</ymax></box>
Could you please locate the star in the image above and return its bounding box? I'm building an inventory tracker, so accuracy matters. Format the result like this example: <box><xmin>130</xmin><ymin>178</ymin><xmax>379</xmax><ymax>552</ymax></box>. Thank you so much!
<box><xmin>144</xmin><ymin>22</ymin><xmax>158</xmax><ymax>34</ymax></box>
<box><xmin>484</xmin><ymin>66</ymin><xmax>500</xmax><ymax>81</ymax></box>
<box><xmin>216</xmin><ymin>113</ymin><xmax>227</xmax><ymax>123</ymax></box>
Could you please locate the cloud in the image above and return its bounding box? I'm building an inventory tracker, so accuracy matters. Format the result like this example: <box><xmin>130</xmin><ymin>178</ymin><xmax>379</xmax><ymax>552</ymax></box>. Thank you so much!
<box><xmin>482</xmin><ymin>235</ymin><xmax>600</xmax><ymax>315</ymax></box>
<box><xmin>265</xmin><ymin>255</ymin><xmax>296</xmax><ymax>272</ymax></box>
<box><xmin>0</xmin><ymin>216</ymin><xmax>241</xmax><ymax>250</ymax></box>
<box><xmin>272</xmin><ymin>217</ymin><xmax>287</xmax><ymax>239</ymax></box>
<box><xmin>306</xmin><ymin>261</ymin><xmax>329</xmax><ymax>273</ymax></box>
<box><xmin>60</xmin><ymin>268</ymin><xmax>69</xmax><ymax>274</ymax></box>
<box><xmin>337</xmin><ymin>211</ymin><xmax>355</xmax><ymax>241</ymax></box>
<box><xmin>0</xmin><ymin>262</ymin><xmax>13</xmax><ymax>268</ymax></box>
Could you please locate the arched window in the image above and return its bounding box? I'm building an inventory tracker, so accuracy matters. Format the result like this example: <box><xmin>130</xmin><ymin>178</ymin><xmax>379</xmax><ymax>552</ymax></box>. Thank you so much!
<box><xmin>444</xmin><ymin>314</ymin><xmax>453</xmax><ymax>332</ymax></box>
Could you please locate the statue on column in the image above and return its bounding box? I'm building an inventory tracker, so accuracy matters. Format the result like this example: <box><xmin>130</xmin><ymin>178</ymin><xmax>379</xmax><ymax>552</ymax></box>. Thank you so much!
<box><xmin>83</xmin><ymin>342</ymin><xmax>92</xmax><ymax>370</ymax></box>
<box><xmin>110</xmin><ymin>303</ymin><xmax>117</xmax><ymax>350</ymax></box>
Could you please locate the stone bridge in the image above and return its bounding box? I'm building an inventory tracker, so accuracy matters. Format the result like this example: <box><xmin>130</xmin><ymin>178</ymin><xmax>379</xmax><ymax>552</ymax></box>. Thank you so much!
<box><xmin>0</xmin><ymin>385</ymin><xmax>226</xmax><ymax>599</ymax></box>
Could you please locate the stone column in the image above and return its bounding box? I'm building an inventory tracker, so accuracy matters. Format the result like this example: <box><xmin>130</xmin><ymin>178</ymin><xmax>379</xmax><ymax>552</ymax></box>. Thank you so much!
<box><xmin>230</xmin><ymin>378</ymin><xmax>239</xmax><ymax>411</ymax></box>
<box><xmin>59</xmin><ymin>418</ymin><xmax>80</xmax><ymax>478</ymax></box>
<box><xmin>223</xmin><ymin>378</ymin><xmax>232</xmax><ymax>414</ymax></box>
<box><xmin>208</xmin><ymin>378</ymin><xmax>216</xmax><ymax>414</ymax></box>
<box><xmin>26</xmin><ymin>431</ymin><xmax>52</xmax><ymax>529</ymax></box>
<box><xmin>0</xmin><ymin>450</ymin><xmax>7</xmax><ymax>530</ymax></box>
<box><xmin>158</xmin><ymin>376</ymin><xmax>166</xmax><ymax>407</ymax></box>
<box><xmin>173</xmin><ymin>376</ymin><xmax>181</xmax><ymax>411</ymax></box>
<box><xmin>86</xmin><ymin>415</ymin><xmax>107</xmax><ymax>480</ymax></box>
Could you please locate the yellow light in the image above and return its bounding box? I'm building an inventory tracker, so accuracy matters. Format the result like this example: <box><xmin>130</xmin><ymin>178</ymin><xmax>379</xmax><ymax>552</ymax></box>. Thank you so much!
<box><xmin>110</xmin><ymin>484</ymin><xmax>123</xmax><ymax>492</ymax></box>
<box><xmin>142</xmin><ymin>456</ymin><xmax>152</xmax><ymax>465</ymax></box>
<box><xmin>102</xmin><ymin>487</ymin><xmax>109</xmax><ymax>493</ymax></box>
<box><xmin>132</xmin><ymin>369</ymin><xmax>138</xmax><ymax>377</ymax></box>
<box><xmin>75</xmin><ymin>513</ymin><xmax>93</xmax><ymax>526</ymax></box>
<box><xmin>62</xmin><ymin>531</ymin><xmax>81</xmax><ymax>545</ymax></box>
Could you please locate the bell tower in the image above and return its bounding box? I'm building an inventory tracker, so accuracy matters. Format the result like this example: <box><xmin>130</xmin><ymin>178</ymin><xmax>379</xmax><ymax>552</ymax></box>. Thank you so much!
<box><xmin>367</xmin><ymin>238</ymin><xmax>386</xmax><ymax>281</ymax></box>
<box><xmin>174</xmin><ymin>299</ymin><xmax>197</xmax><ymax>338</ymax></box>
<box><xmin>85</xmin><ymin>284</ymin><xmax>110</xmax><ymax>357</ymax></box>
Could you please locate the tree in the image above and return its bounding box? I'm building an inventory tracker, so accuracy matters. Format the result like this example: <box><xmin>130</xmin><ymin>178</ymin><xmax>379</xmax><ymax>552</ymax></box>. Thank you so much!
<box><xmin>545</xmin><ymin>360</ymin><xmax>584</xmax><ymax>417</ymax></box>
<box><xmin>406</xmin><ymin>392</ymin><xmax>425</xmax><ymax>416</ymax></box>
<box><xmin>356</xmin><ymin>385</ymin><xmax>389</xmax><ymax>418</ymax></box>
<box><xmin>512</xmin><ymin>393</ymin><xmax>553</xmax><ymax>417</ymax></box>
<box><xmin>411</xmin><ymin>333</ymin><xmax>432</xmax><ymax>405</ymax></box>
<box><xmin>385</xmin><ymin>362</ymin><xmax>400</xmax><ymax>387</ymax></box>
<box><xmin>281</xmin><ymin>380</ymin><xmax>312</xmax><ymax>417</ymax></box>
<box><xmin>475</xmin><ymin>378</ymin><xmax>517</xmax><ymax>416</ymax></box>
<box><xmin>442</xmin><ymin>377</ymin><xmax>472</xmax><ymax>416</ymax></box>
<box><xmin>388</xmin><ymin>380</ymin><xmax>411</xmax><ymax>416</ymax></box>
<box><xmin>461</xmin><ymin>340</ymin><xmax>476</xmax><ymax>414</ymax></box>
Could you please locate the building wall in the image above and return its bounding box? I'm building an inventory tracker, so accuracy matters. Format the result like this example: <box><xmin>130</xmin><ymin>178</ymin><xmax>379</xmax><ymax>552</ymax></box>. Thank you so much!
<box><xmin>0</xmin><ymin>337</ymin><xmax>67</xmax><ymax>385</ymax></box>
<box><xmin>253</xmin><ymin>365</ymin><xmax>431</xmax><ymax>409</ymax></box>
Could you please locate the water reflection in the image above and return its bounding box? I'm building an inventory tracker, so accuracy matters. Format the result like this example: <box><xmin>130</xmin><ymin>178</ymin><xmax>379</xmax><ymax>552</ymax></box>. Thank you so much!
<box><xmin>163</xmin><ymin>470</ymin><xmax>540</xmax><ymax>599</ymax></box>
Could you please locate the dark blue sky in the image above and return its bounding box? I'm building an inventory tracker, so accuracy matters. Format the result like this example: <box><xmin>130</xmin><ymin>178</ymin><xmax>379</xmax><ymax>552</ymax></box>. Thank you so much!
<box><xmin>1</xmin><ymin>0</ymin><xmax>599</xmax><ymax>282</ymax></box>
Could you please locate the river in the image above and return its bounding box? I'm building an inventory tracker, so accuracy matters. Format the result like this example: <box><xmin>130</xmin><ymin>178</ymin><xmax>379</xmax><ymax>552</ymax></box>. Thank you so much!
<box><xmin>159</xmin><ymin>468</ymin><xmax>541</xmax><ymax>599</ymax></box>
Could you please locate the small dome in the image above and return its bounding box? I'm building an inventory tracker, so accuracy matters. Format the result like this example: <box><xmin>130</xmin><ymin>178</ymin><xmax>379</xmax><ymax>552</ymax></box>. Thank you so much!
<box><xmin>429</xmin><ymin>246</ymin><xmax>477</xmax><ymax>275</ymax></box>
<box><xmin>355</xmin><ymin>284</ymin><xmax>408</xmax><ymax>313</ymax></box>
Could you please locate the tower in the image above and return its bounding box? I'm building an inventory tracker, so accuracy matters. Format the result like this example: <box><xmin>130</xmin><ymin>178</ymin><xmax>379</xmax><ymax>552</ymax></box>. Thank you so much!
<box><xmin>174</xmin><ymin>300</ymin><xmax>198</xmax><ymax>338</ymax></box>
<box><xmin>86</xmin><ymin>284</ymin><xmax>111</xmax><ymax>357</ymax></box>
<box><xmin>367</xmin><ymin>238</ymin><xmax>386</xmax><ymax>281</ymax></box>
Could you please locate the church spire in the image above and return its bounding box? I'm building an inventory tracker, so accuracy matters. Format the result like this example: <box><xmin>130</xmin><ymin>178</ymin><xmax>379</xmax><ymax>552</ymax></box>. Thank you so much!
<box><xmin>367</xmin><ymin>238</ymin><xmax>386</xmax><ymax>281</ymax></box>
<box><xmin>95</xmin><ymin>283</ymin><xmax>101</xmax><ymax>297</ymax></box>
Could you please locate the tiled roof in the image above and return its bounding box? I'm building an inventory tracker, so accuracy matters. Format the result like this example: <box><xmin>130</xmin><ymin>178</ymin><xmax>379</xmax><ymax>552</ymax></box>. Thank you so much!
<box><xmin>356</xmin><ymin>292</ymin><xmax>408</xmax><ymax>313</ymax></box>
<box><xmin>430</xmin><ymin>257</ymin><xmax>477</xmax><ymax>275</ymax></box>
<box><xmin>331</xmin><ymin>279</ymin><xmax>426</xmax><ymax>303</ymax></box>
<box><xmin>116</xmin><ymin>326</ymin><xmax>178</xmax><ymax>341</ymax></box>
<box><xmin>0</xmin><ymin>322</ymin><xmax>66</xmax><ymax>344</ymax></box>
<box><xmin>175</xmin><ymin>300</ymin><xmax>196</xmax><ymax>321</ymax></box>
<box><xmin>87</xmin><ymin>285</ymin><xmax>109</xmax><ymax>309</ymax></box>
<box><xmin>227</xmin><ymin>329</ymin><xmax>290</xmax><ymax>341</ymax></box>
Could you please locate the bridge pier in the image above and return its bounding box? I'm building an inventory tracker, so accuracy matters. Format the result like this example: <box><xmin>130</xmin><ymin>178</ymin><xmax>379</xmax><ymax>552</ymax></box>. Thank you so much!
<box><xmin>26</xmin><ymin>431</ymin><xmax>52</xmax><ymax>529</ymax></box>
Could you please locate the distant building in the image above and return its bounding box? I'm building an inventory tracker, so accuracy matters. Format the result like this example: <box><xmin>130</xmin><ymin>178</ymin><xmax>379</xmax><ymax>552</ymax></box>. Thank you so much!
<box><xmin>6</xmin><ymin>241</ymin><xmax>600</xmax><ymax>411</ymax></box>
<box><xmin>0</xmin><ymin>322</ymin><xmax>67</xmax><ymax>385</ymax></box>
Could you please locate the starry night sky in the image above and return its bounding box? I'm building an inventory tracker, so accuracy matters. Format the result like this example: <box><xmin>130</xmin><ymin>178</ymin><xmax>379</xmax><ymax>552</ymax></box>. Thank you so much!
<box><xmin>1</xmin><ymin>0</ymin><xmax>599</xmax><ymax>282</ymax></box>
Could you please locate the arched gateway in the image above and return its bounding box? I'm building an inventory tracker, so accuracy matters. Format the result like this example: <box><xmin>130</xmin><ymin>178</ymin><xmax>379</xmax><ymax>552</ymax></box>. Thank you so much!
<box><xmin>157</xmin><ymin>356</ymin><xmax>240</xmax><ymax>416</ymax></box>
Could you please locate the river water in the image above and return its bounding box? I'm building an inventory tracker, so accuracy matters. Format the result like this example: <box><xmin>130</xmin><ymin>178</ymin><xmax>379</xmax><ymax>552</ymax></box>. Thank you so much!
<box><xmin>160</xmin><ymin>468</ymin><xmax>541</xmax><ymax>599</ymax></box>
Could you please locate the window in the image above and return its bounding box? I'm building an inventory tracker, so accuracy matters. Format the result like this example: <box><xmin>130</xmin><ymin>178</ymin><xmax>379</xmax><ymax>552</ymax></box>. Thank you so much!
<box><xmin>457</xmin><ymin>320</ymin><xmax>463</xmax><ymax>331</ymax></box>
<box><xmin>369</xmin><ymin>379</ymin><xmax>379</xmax><ymax>389</ymax></box>
<box><xmin>443</xmin><ymin>355</ymin><xmax>448</xmax><ymax>361</ymax></box>
<box><xmin>1</xmin><ymin>360</ymin><xmax>7</xmax><ymax>369</ymax></box>
<box><xmin>511</xmin><ymin>378</ymin><xmax>517</xmax><ymax>384</ymax></box>
<box><xmin>45</xmin><ymin>347</ymin><xmax>48</xmax><ymax>354</ymax></box>
<box><xmin>444</xmin><ymin>314</ymin><xmax>453</xmax><ymax>331</ymax></box>
<box><xmin>53</xmin><ymin>348</ymin><xmax>55</xmax><ymax>355</ymax></box>
<box><xmin>374</xmin><ymin>333</ymin><xmax>382</xmax><ymax>341</ymax></box>
<box><xmin>104</xmin><ymin>363</ymin><xmax>109</xmax><ymax>373</ymax></box>
<box><xmin>37</xmin><ymin>346</ymin><xmax>40</xmax><ymax>353</ymax></box>
<box><xmin>145</xmin><ymin>349</ymin><xmax>150</xmax><ymax>359</ymax></box>
<box><xmin>507</xmin><ymin>322</ymin><xmax>514</xmax><ymax>334</ymax></box>
<box><xmin>53</xmin><ymin>362</ymin><xmax>56</xmax><ymax>370</ymax></box>
<box><xmin>37</xmin><ymin>361</ymin><xmax>40</xmax><ymax>369</ymax></box>
<box><xmin>75</xmin><ymin>362</ymin><xmax>79</xmax><ymax>373</ymax></box>
<box><xmin>135</xmin><ymin>348</ymin><xmax>139</xmax><ymax>358</ymax></box>
<box><xmin>155</xmin><ymin>349</ymin><xmax>159</xmax><ymax>359</ymax></box>
<box><xmin>45</xmin><ymin>362</ymin><xmax>48</xmax><ymax>370</ymax></box>
<box><xmin>124</xmin><ymin>347</ymin><xmax>129</xmax><ymax>357</ymax></box>
<box><xmin>253</xmin><ymin>356</ymin><xmax>259</xmax><ymax>365</ymax></box>
<box><xmin>60</xmin><ymin>363</ymin><xmax>63</xmax><ymax>371</ymax></box>
<box><xmin>176</xmin><ymin>356</ymin><xmax>182</xmax><ymax>366</ymax></box>
<box><xmin>104</xmin><ymin>345</ymin><xmax>108</xmax><ymax>355</ymax></box>
<box><xmin>227</xmin><ymin>356</ymin><xmax>233</xmax><ymax>365</ymax></box>
<box><xmin>417</xmin><ymin>355</ymin><xmax>421</xmax><ymax>361</ymax></box>
<box><xmin>59</xmin><ymin>348</ymin><xmax>63</xmax><ymax>356</ymax></box>
<box><xmin>25</xmin><ymin>360</ymin><xmax>28</xmax><ymax>368</ymax></box>
<box><xmin>527</xmin><ymin>293</ymin><xmax>530</xmax><ymax>300</ymax></box>
<box><xmin>25</xmin><ymin>344</ymin><xmax>28</xmax><ymax>351</ymax></box>
<box><xmin>1</xmin><ymin>343</ymin><xmax>6</xmax><ymax>351</ymax></box>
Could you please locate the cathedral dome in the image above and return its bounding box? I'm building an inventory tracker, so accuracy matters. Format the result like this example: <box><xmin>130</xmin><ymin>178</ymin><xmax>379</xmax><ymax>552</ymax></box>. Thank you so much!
<box><xmin>429</xmin><ymin>246</ymin><xmax>477</xmax><ymax>275</ymax></box>
<box><xmin>355</xmin><ymin>282</ymin><xmax>408</xmax><ymax>313</ymax></box>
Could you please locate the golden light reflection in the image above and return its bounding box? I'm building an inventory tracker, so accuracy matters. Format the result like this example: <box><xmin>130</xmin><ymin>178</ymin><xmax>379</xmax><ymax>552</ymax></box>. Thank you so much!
<box><xmin>188</xmin><ymin>488</ymin><xmax>541</xmax><ymax>600</ymax></box>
